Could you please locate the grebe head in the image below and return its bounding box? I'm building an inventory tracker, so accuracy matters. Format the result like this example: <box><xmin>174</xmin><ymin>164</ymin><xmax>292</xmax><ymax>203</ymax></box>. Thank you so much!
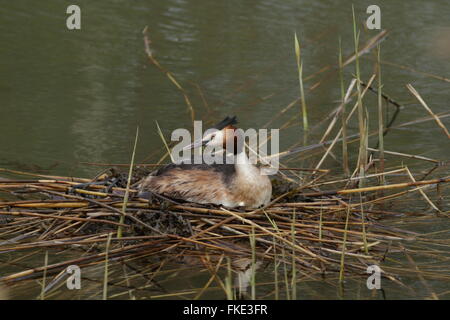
<box><xmin>183</xmin><ymin>116</ymin><xmax>239</xmax><ymax>152</ymax></box>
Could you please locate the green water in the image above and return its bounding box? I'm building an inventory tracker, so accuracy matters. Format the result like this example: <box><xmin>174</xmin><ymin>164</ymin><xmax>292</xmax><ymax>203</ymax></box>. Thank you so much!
<box><xmin>0</xmin><ymin>0</ymin><xmax>449</xmax><ymax>299</ymax></box>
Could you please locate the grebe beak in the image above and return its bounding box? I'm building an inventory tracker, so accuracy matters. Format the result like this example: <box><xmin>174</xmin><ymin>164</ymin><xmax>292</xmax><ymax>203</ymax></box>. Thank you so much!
<box><xmin>182</xmin><ymin>139</ymin><xmax>208</xmax><ymax>151</ymax></box>
<box><xmin>182</xmin><ymin>131</ymin><xmax>215</xmax><ymax>151</ymax></box>
<box><xmin>181</xmin><ymin>139</ymin><xmax>209</xmax><ymax>151</ymax></box>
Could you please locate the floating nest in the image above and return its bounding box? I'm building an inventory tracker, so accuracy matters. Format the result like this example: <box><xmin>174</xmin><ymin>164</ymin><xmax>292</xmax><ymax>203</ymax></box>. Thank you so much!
<box><xmin>0</xmin><ymin>163</ymin><xmax>448</xmax><ymax>300</ymax></box>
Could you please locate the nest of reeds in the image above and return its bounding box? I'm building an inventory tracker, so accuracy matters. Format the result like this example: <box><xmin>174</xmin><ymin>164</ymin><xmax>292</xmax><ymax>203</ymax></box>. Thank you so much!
<box><xmin>1</xmin><ymin>162</ymin><xmax>448</xmax><ymax>299</ymax></box>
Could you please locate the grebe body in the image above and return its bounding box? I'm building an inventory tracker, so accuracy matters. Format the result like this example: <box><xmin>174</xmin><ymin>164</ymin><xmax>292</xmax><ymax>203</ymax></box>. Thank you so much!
<box><xmin>138</xmin><ymin>117</ymin><xmax>272</xmax><ymax>208</ymax></box>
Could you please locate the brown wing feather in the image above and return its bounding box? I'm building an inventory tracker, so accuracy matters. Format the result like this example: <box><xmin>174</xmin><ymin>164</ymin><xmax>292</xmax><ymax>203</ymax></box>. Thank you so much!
<box><xmin>139</xmin><ymin>167</ymin><xmax>232</xmax><ymax>205</ymax></box>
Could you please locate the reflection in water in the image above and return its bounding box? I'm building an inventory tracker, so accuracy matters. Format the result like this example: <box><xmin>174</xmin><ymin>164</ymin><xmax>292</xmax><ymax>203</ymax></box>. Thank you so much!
<box><xmin>233</xmin><ymin>258</ymin><xmax>263</xmax><ymax>300</ymax></box>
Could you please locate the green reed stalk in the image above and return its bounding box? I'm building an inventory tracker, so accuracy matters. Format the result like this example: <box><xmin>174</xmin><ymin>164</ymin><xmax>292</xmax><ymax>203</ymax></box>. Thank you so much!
<box><xmin>117</xmin><ymin>126</ymin><xmax>139</xmax><ymax>238</ymax></box>
<box><xmin>40</xmin><ymin>250</ymin><xmax>48</xmax><ymax>300</ymax></box>
<box><xmin>319</xmin><ymin>205</ymin><xmax>323</xmax><ymax>240</ymax></box>
<box><xmin>291</xmin><ymin>209</ymin><xmax>297</xmax><ymax>300</ymax></box>
<box><xmin>225</xmin><ymin>257</ymin><xmax>234</xmax><ymax>300</ymax></box>
<box><xmin>339</xmin><ymin>38</ymin><xmax>350</xmax><ymax>176</ymax></box>
<box><xmin>295</xmin><ymin>32</ymin><xmax>308</xmax><ymax>132</ymax></box>
<box><xmin>273</xmin><ymin>236</ymin><xmax>279</xmax><ymax>300</ymax></box>
<box><xmin>360</xmin><ymin>193</ymin><xmax>369</xmax><ymax>254</ymax></box>
<box><xmin>156</xmin><ymin>121</ymin><xmax>174</xmax><ymax>162</ymax></box>
<box><xmin>103</xmin><ymin>232</ymin><xmax>113</xmax><ymax>300</ymax></box>
<box><xmin>339</xmin><ymin>206</ymin><xmax>351</xmax><ymax>283</ymax></box>
<box><xmin>281</xmin><ymin>246</ymin><xmax>290</xmax><ymax>300</ymax></box>
<box><xmin>250</xmin><ymin>225</ymin><xmax>256</xmax><ymax>300</ymax></box>
<box><xmin>364</xmin><ymin>108</ymin><xmax>370</xmax><ymax>166</ymax></box>
<box><xmin>352</xmin><ymin>5</ymin><xmax>367</xmax><ymax>186</ymax></box>
<box><xmin>377</xmin><ymin>44</ymin><xmax>385</xmax><ymax>184</ymax></box>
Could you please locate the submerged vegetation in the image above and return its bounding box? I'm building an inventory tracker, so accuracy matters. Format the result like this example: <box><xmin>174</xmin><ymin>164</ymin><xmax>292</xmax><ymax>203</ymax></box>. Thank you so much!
<box><xmin>0</xmin><ymin>13</ymin><xmax>449</xmax><ymax>300</ymax></box>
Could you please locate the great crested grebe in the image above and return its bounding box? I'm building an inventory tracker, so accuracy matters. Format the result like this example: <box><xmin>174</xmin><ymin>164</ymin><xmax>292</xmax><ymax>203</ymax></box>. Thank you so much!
<box><xmin>138</xmin><ymin>116</ymin><xmax>272</xmax><ymax>208</ymax></box>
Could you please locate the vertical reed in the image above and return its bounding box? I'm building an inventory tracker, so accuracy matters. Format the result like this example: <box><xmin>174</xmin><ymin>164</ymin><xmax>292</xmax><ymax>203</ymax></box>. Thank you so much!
<box><xmin>273</xmin><ymin>236</ymin><xmax>279</xmax><ymax>300</ymax></box>
<box><xmin>103</xmin><ymin>232</ymin><xmax>113</xmax><ymax>300</ymax></box>
<box><xmin>225</xmin><ymin>257</ymin><xmax>234</xmax><ymax>300</ymax></box>
<box><xmin>339</xmin><ymin>206</ymin><xmax>351</xmax><ymax>283</ymax></box>
<box><xmin>339</xmin><ymin>37</ymin><xmax>350</xmax><ymax>176</ymax></box>
<box><xmin>117</xmin><ymin>127</ymin><xmax>139</xmax><ymax>238</ymax></box>
<box><xmin>250</xmin><ymin>225</ymin><xmax>256</xmax><ymax>300</ymax></box>
<box><xmin>281</xmin><ymin>245</ymin><xmax>290</xmax><ymax>300</ymax></box>
<box><xmin>352</xmin><ymin>5</ymin><xmax>368</xmax><ymax>186</ymax></box>
<box><xmin>318</xmin><ymin>204</ymin><xmax>323</xmax><ymax>240</ymax></box>
<box><xmin>377</xmin><ymin>44</ymin><xmax>385</xmax><ymax>184</ymax></box>
<box><xmin>291</xmin><ymin>209</ymin><xmax>297</xmax><ymax>300</ymax></box>
<box><xmin>40</xmin><ymin>250</ymin><xmax>48</xmax><ymax>300</ymax></box>
<box><xmin>360</xmin><ymin>193</ymin><xmax>369</xmax><ymax>254</ymax></box>
<box><xmin>295</xmin><ymin>32</ymin><xmax>308</xmax><ymax>133</ymax></box>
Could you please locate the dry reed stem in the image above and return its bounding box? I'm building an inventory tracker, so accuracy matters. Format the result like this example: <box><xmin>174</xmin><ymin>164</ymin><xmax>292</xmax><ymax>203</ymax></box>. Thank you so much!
<box><xmin>143</xmin><ymin>26</ymin><xmax>195</xmax><ymax>123</ymax></box>
<box><xmin>406</xmin><ymin>84</ymin><xmax>450</xmax><ymax>139</ymax></box>
<box><xmin>367</xmin><ymin>148</ymin><xmax>440</xmax><ymax>163</ymax></box>
<box><xmin>404</xmin><ymin>166</ymin><xmax>440</xmax><ymax>212</ymax></box>
<box><xmin>343</xmin><ymin>30</ymin><xmax>389</xmax><ymax>67</ymax></box>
